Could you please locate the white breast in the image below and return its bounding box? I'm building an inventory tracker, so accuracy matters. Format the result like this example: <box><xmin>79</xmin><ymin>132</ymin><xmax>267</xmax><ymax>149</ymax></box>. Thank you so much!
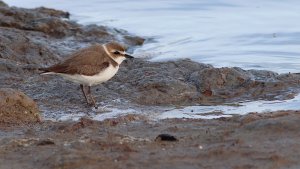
<box><xmin>58</xmin><ymin>64</ymin><xmax>119</xmax><ymax>86</ymax></box>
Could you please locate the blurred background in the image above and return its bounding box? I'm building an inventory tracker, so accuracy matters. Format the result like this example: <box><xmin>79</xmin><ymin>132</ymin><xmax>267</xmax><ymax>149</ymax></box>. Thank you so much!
<box><xmin>6</xmin><ymin>0</ymin><xmax>300</xmax><ymax>73</ymax></box>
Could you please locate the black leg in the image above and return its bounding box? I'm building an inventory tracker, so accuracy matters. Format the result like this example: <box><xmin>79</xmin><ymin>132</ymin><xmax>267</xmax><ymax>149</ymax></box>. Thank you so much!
<box><xmin>80</xmin><ymin>84</ymin><xmax>90</xmax><ymax>105</ymax></box>
<box><xmin>87</xmin><ymin>86</ymin><xmax>97</xmax><ymax>107</ymax></box>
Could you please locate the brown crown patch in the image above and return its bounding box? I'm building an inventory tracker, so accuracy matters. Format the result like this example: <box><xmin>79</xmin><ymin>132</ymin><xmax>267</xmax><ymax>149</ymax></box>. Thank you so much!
<box><xmin>106</xmin><ymin>41</ymin><xmax>126</xmax><ymax>53</ymax></box>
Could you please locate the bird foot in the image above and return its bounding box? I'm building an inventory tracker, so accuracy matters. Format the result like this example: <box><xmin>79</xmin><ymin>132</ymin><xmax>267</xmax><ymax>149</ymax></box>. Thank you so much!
<box><xmin>87</xmin><ymin>101</ymin><xmax>98</xmax><ymax>108</ymax></box>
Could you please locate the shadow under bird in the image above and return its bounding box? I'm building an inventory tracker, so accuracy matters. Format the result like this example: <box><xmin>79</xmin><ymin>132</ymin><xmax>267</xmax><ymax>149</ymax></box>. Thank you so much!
<box><xmin>39</xmin><ymin>41</ymin><xmax>134</xmax><ymax>108</ymax></box>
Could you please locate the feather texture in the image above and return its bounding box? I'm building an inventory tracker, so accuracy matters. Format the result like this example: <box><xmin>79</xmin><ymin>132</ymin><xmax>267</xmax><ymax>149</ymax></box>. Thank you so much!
<box><xmin>40</xmin><ymin>44</ymin><xmax>118</xmax><ymax>76</ymax></box>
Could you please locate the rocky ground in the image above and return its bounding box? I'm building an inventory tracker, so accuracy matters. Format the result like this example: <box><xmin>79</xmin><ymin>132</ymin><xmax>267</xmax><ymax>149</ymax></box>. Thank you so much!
<box><xmin>1</xmin><ymin>111</ymin><xmax>300</xmax><ymax>169</ymax></box>
<box><xmin>1</xmin><ymin>1</ymin><xmax>300</xmax><ymax>169</ymax></box>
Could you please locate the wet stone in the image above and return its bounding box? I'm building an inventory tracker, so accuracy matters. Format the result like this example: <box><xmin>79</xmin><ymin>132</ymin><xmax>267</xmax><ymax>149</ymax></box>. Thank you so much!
<box><xmin>155</xmin><ymin>134</ymin><xmax>178</xmax><ymax>142</ymax></box>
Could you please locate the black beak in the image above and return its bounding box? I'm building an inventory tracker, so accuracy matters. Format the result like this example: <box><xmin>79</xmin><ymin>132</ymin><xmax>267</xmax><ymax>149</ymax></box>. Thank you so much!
<box><xmin>124</xmin><ymin>53</ymin><xmax>134</xmax><ymax>59</ymax></box>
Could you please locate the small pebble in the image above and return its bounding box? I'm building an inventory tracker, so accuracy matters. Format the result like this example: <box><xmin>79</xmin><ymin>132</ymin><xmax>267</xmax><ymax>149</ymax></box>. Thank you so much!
<box><xmin>155</xmin><ymin>134</ymin><xmax>178</xmax><ymax>142</ymax></box>
<box><xmin>37</xmin><ymin>139</ymin><xmax>55</xmax><ymax>146</ymax></box>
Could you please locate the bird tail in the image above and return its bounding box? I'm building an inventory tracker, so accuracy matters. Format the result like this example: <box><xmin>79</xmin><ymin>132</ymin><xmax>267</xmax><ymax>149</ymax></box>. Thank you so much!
<box><xmin>21</xmin><ymin>65</ymin><xmax>54</xmax><ymax>75</ymax></box>
<box><xmin>38</xmin><ymin>67</ymin><xmax>53</xmax><ymax>75</ymax></box>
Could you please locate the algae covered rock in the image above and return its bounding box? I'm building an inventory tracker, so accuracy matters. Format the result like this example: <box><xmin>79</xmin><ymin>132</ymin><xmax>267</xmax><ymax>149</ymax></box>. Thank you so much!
<box><xmin>0</xmin><ymin>88</ymin><xmax>40</xmax><ymax>124</ymax></box>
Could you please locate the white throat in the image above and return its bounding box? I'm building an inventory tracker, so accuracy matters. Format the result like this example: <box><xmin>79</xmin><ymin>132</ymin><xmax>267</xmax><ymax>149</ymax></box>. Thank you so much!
<box><xmin>102</xmin><ymin>44</ymin><xmax>125</xmax><ymax>65</ymax></box>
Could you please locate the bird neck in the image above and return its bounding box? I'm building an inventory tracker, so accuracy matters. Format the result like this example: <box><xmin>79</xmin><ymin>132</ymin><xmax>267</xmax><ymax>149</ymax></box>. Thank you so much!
<box><xmin>114</xmin><ymin>57</ymin><xmax>126</xmax><ymax>65</ymax></box>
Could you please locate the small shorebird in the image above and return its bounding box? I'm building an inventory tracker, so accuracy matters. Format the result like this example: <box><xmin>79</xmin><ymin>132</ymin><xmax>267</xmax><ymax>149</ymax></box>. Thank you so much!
<box><xmin>40</xmin><ymin>41</ymin><xmax>134</xmax><ymax>107</ymax></box>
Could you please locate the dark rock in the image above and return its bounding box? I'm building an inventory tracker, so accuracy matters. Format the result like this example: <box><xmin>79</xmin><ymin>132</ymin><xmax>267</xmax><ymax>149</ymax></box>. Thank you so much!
<box><xmin>79</xmin><ymin>24</ymin><xmax>114</xmax><ymax>42</ymax></box>
<box><xmin>189</xmin><ymin>67</ymin><xmax>252</xmax><ymax>92</ymax></box>
<box><xmin>34</xmin><ymin>7</ymin><xmax>70</xmax><ymax>18</ymax></box>
<box><xmin>108</xmin><ymin>59</ymin><xmax>200</xmax><ymax>105</ymax></box>
<box><xmin>0</xmin><ymin>88</ymin><xmax>40</xmax><ymax>124</ymax></box>
<box><xmin>29</xmin><ymin>17</ymin><xmax>81</xmax><ymax>38</ymax></box>
<box><xmin>123</xmin><ymin>35</ymin><xmax>145</xmax><ymax>46</ymax></box>
<box><xmin>0</xmin><ymin>5</ymin><xmax>77</xmax><ymax>38</ymax></box>
<box><xmin>248</xmin><ymin>69</ymin><xmax>278</xmax><ymax>81</ymax></box>
<box><xmin>83</xmin><ymin>25</ymin><xmax>111</xmax><ymax>37</ymax></box>
<box><xmin>0</xmin><ymin>4</ymin><xmax>145</xmax><ymax>41</ymax></box>
<box><xmin>104</xmin><ymin>58</ymin><xmax>300</xmax><ymax>106</ymax></box>
<box><xmin>37</xmin><ymin>139</ymin><xmax>55</xmax><ymax>146</ymax></box>
<box><xmin>155</xmin><ymin>134</ymin><xmax>178</xmax><ymax>142</ymax></box>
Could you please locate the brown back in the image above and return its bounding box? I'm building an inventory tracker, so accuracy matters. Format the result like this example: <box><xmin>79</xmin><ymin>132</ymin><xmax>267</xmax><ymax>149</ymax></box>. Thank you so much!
<box><xmin>41</xmin><ymin>44</ymin><xmax>118</xmax><ymax>76</ymax></box>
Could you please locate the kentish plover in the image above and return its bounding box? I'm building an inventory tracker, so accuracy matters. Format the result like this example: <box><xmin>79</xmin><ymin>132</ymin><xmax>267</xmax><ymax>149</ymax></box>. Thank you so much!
<box><xmin>40</xmin><ymin>41</ymin><xmax>134</xmax><ymax>107</ymax></box>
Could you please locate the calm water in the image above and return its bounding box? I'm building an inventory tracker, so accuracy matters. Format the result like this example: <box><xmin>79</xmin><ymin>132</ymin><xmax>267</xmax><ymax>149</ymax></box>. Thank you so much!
<box><xmin>5</xmin><ymin>0</ymin><xmax>300</xmax><ymax>73</ymax></box>
<box><xmin>4</xmin><ymin>0</ymin><xmax>300</xmax><ymax>120</ymax></box>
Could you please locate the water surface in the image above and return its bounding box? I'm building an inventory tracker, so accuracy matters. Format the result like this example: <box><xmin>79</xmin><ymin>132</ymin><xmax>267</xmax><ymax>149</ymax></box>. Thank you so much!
<box><xmin>6</xmin><ymin>0</ymin><xmax>300</xmax><ymax>73</ymax></box>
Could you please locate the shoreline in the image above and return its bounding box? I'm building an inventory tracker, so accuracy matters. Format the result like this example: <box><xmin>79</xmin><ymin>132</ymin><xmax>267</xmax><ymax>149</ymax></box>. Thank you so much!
<box><xmin>0</xmin><ymin>2</ymin><xmax>300</xmax><ymax>168</ymax></box>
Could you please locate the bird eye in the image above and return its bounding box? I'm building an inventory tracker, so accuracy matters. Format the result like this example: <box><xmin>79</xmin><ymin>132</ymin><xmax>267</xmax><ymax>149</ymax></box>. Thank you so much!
<box><xmin>113</xmin><ymin>51</ymin><xmax>120</xmax><ymax>55</ymax></box>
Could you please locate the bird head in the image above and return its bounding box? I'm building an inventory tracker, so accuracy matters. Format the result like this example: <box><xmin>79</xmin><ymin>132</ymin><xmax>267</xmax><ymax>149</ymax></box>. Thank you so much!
<box><xmin>105</xmin><ymin>41</ymin><xmax>134</xmax><ymax>64</ymax></box>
